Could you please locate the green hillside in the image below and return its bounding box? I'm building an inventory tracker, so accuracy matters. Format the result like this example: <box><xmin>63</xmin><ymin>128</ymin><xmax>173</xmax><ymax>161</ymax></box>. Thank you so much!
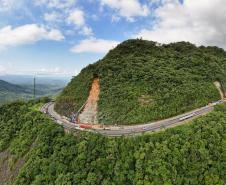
<box><xmin>56</xmin><ymin>39</ymin><xmax>226</xmax><ymax>125</ymax></box>
<box><xmin>0</xmin><ymin>80</ymin><xmax>30</xmax><ymax>94</ymax></box>
<box><xmin>0</xmin><ymin>101</ymin><xmax>225</xmax><ymax>184</ymax></box>
<box><xmin>0</xmin><ymin>80</ymin><xmax>64</xmax><ymax>105</ymax></box>
<box><xmin>0</xmin><ymin>80</ymin><xmax>33</xmax><ymax>105</ymax></box>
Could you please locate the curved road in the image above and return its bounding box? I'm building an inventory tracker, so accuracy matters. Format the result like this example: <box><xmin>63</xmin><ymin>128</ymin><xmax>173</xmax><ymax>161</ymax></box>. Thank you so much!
<box><xmin>41</xmin><ymin>101</ymin><xmax>223</xmax><ymax>136</ymax></box>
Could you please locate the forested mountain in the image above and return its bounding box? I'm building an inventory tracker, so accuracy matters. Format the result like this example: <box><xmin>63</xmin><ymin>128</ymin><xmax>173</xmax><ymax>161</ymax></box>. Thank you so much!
<box><xmin>56</xmin><ymin>39</ymin><xmax>226</xmax><ymax>125</ymax></box>
<box><xmin>0</xmin><ymin>80</ymin><xmax>32</xmax><ymax>105</ymax></box>
<box><xmin>0</xmin><ymin>101</ymin><xmax>225</xmax><ymax>184</ymax></box>
<box><xmin>0</xmin><ymin>77</ymin><xmax>67</xmax><ymax>105</ymax></box>
<box><xmin>0</xmin><ymin>80</ymin><xmax>29</xmax><ymax>94</ymax></box>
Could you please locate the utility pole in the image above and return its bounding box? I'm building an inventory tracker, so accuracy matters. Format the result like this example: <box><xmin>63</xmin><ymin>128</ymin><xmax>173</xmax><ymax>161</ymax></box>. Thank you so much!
<box><xmin>33</xmin><ymin>76</ymin><xmax>36</xmax><ymax>99</ymax></box>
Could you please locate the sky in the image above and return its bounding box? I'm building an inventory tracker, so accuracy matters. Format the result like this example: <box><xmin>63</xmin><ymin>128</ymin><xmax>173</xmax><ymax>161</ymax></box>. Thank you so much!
<box><xmin>0</xmin><ymin>0</ymin><xmax>226</xmax><ymax>76</ymax></box>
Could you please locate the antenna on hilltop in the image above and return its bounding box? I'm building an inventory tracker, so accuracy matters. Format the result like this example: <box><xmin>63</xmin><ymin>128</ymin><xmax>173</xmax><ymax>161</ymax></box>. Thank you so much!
<box><xmin>33</xmin><ymin>75</ymin><xmax>36</xmax><ymax>99</ymax></box>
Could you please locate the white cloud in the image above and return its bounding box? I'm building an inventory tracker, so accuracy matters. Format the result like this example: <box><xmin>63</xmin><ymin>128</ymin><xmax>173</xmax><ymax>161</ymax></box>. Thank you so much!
<box><xmin>80</xmin><ymin>26</ymin><xmax>93</xmax><ymax>36</ymax></box>
<box><xmin>67</xmin><ymin>9</ymin><xmax>93</xmax><ymax>36</ymax></box>
<box><xmin>136</xmin><ymin>0</ymin><xmax>226</xmax><ymax>49</ymax></box>
<box><xmin>35</xmin><ymin>0</ymin><xmax>94</xmax><ymax>37</ymax></box>
<box><xmin>0</xmin><ymin>0</ymin><xmax>23</xmax><ymax>12</ymax></box>
<box><xmin>44</xmin><ymin>12</ymin><xmax>61</xmax><ymax>22</ymax></box>
<box><xmin>47</xmin><ymin>29</ymin><xmax>64</xmax><ymax>40</ymax></box>
<box><xmin>100</xmin><ymin>0</ymin><xmax>150</xmax><ymax>21</ymax></box>
<box><xmin>35</xmin><ymin>0</ymin><xmax>76</xmax><ymax>9</ymax></box>
<box><xmin>70</xmin><ymin>38</ymin><xmax>119</xmax><ymax>53</ymax></box>
<box><xmin>0</xmin><ymin>0</ymin><xmax>14</xmax><ymax>11</ymax></box>
<box><xmin>37</xmin><ymin>67</ymin><xmax>76</xmax><ymax>76</ymax></box>
<box><xmin>0</xmin><ymin>24</ymin><xmax>64</xmax><ymax>49</ymax></box>
<box><xmin>111</xmin><ymin>15</ymin><xmax>120</xmax><ymax>22</ymax></box>
<box><xmin>67</xmin><ymin>9</ymin><xmax>85</xmax><ymax>27</ymax></box>
<box><xmin>0</xmin><ymin>66</ymin><xmax>76</xmax><ymax>76</ymax></box>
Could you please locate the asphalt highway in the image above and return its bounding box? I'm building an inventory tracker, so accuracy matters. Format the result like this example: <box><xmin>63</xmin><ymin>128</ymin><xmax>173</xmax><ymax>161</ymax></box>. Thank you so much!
<box><xmin>41</xmin><ymin>101</ymin><xmax>221</xmax><ymax>136</ymax></box>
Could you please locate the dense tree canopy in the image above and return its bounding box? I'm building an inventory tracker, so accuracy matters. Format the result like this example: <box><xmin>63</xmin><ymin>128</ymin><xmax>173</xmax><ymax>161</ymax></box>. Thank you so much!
<box><xmin>0</xmin><ymin>101</ymin><xmax>225</xmax><ymax>184</ymax></box>
<box><xmin>55</xmin><ymin>39</ymin><xmax>226</xmax><ymax>125</ymax></box>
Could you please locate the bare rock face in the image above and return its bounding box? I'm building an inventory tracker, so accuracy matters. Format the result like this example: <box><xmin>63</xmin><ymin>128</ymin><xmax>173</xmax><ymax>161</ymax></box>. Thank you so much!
<box><xmin>214</xmin><ymin>81</ymin><xmax>224</xmax><ymax>99</ymax></box>
<box><xmin>0</xmin><ymin>151</ymin><xmax>25</xmax><ymax>185</ymax></box>
<box><xmin>78</xmin><ymin>78</ymin><xmax>100</xmax><ymax>124</ymax></box>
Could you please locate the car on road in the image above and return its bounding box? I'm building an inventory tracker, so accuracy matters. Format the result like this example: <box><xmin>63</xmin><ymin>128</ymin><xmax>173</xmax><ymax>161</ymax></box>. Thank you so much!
<box><xmin>142</xmin><ymin>126</ymin><xmax>148</xmax><ymax>131</ymax></box>
<box><xmin>179</xmin><ymin>113</ymin><xmax>196</xmax><ymax>121</ymax></box>
<box><xmin>103</xmin><ymin>127</ymin><xmax>111</xmax><ymax>130</ymax></box>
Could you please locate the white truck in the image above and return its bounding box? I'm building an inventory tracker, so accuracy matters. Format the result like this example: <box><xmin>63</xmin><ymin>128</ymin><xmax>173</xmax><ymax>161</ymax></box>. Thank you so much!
<box><xmin>179</xmin><ymin>113</ymin><xmax>196</xmax><ymax>121</ymax></box>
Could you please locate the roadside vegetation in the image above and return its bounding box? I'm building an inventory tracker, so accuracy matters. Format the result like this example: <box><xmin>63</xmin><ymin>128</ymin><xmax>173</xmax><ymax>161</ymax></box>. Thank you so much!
<box><xmin>56</xmin><ymin>39</ymin><xmax>226</xmax><ymax>125</ymax></box>
<box><xmin>0</xmin><ymin>101</ymin><xmax>225</xmax><ymax>184</ymax></box>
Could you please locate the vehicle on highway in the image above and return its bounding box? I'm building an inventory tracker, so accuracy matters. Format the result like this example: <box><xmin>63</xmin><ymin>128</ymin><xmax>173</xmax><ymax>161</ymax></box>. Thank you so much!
<box><xmin>212</xmin><ymin>100</ymin><xmax>223</xmax><ymax>106</ymax></box>
<box><xmin>42</xmin><ymin>107</ymin><xmax>48</xmax><ymax>114</ymax></box>
<box><xmin>142</xmin><ymin>126</ymin><xmax>148</xmax><ymax>131</ymax></box>
<box><xmin>61</xmin><ymin>116</ymin><xmax>70</xmax><ymax>121</ymax></box>
<box><xmin>79</xmin><ymin>124</ymin><xmax>92</xmax><ymax>129</ymax></box>
<box><xmin>103</xmin><ymin>127</ymin><xmax>111</xmax><ymax>130</ymax></box>
<box><xmin>56</xmin><ymin>120</ymin><xmax>62</xmax><ymax>125</ymax></box>
<box><xmin>179</xmin><ymin>113</ymin><xmax>196</xmax><ymax>121</ymax></box>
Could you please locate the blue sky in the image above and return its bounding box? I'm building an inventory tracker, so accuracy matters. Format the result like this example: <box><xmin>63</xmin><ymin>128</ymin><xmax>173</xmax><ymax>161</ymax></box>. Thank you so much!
<box><xmin>0</xmin><ymin>0</ymin><xmax>225</xmax><ymax>76</ymax></box>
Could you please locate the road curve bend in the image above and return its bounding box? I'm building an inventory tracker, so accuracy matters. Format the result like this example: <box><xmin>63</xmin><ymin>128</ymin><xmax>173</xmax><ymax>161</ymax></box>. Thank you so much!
<box><xmin>41</xmin><ymin>101</ymin><xmax>223</xmax><ymax>136</ymax></box>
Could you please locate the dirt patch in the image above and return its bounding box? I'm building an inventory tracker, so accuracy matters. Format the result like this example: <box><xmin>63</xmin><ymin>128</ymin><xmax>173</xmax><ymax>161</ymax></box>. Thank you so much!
<box><xmin>87</xmin><ymin>78</ymin><xmax>100</xmax><ymax>106</ymax></box>
<box><xmin>214</xmin><ymin>81</ymin><xmax>224</xmax><ymax>99</ymax></box>
<box><xmin>0</xmin><ymin>151</ymin><xmax>25</xmax><ymax>185</ymax></box>
<box><xmin>0</xmin><ymin>139</ymin><xmax>37</xmax><ymax>185</ymax></box>
<box><xmin>79</xmin><ymin>78</ymin><xmax>100</xmax><ymax>124</ymax></box>
<box><xmin>138</xmin><ymin>95</ymin><xmax>153</xmax><ymax>106</ymax></box>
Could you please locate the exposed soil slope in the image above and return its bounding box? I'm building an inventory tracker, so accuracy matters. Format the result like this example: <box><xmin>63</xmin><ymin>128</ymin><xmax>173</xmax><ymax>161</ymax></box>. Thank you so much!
<box><xmin>0</xmin><ymin>151</ymin><xmax>25</xmax><ymax>185</ymax></box>
<box><xmin>214</xmin><ymin>81</ymin><xmax>224</xmax><ymax>99</ymax></box>
<box><xmin>78</xmin><ymin>78</ymin><xmax>100</xmax><ymax>124</ymax></box>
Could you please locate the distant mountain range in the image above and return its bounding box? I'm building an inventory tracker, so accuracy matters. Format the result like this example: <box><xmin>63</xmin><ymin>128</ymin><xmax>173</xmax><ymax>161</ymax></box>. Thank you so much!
<box><xmin>0</xmin><ymin>75</ymin><xmax>70</xmax><ymax>105</ymax></box>
<box><xmin>0</xmin><ymin>75</ymin><xmax>70</xmax><ymax>85</ymax></box>
<box><xmin>0</xmin><ymin>80</ymin><xmax>30</xmax><ymax>94</ymax></box>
